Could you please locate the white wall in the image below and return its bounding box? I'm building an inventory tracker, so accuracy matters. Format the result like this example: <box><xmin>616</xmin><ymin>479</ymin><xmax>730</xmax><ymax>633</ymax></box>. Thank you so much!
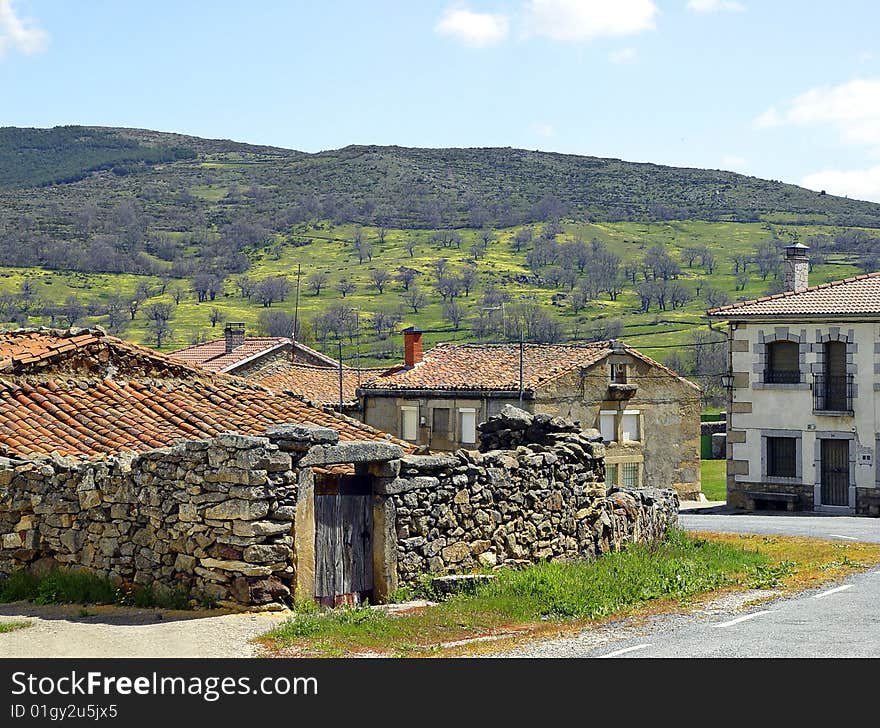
<box><xmin>729</xmin><ymin>320</ymin><xmax>879</xmax><ymax>510</ymax></box>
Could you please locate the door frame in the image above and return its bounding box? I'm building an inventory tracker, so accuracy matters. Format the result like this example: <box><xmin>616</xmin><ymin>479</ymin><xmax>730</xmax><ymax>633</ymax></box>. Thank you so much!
<box><xmin>813</xmin><ymin>432</ymin><xmax>855</xmax><ymax>513</ymax></box>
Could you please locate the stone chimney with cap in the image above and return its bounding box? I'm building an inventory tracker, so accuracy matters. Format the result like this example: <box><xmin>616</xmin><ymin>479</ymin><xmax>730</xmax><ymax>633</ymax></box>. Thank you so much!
<box><xmin>403</xmin><ymin>327</ymin><xmax>423</xmax><ymax>366</ymax></box>
<box><xmin>224</xmin><ymin>322</ymin><xmax>246</xmax><ymax>354</ymax></box>
<box><xmin>783</xmin><ymin>243</ymin><xmax>810</xmax><ymax>292</ymax></box>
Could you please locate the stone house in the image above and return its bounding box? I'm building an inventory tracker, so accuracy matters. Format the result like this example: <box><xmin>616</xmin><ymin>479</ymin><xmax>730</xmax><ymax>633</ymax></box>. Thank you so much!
<box><xmin>357</xmin><ymin>329</ymin><xmax>703</xmax><ymax>500</ymax></box>
<box><xmin>172</xmin><ymin>322</ymin><xmax>382</xmax><ymax>412</ymax></box>
<box><xmin>170</xmin><ymin>322</ymin><xmax>340</xmax><ymax>376</ymax></box>
<box><xmin>709</xmin><ymin>244</ymin><xmax>880</xmax><ymax>515</ymax></box>
<box><xmin>0</xmin><ymin>335</ymin><xmax>678</xmax><ymax>608</ymax></box>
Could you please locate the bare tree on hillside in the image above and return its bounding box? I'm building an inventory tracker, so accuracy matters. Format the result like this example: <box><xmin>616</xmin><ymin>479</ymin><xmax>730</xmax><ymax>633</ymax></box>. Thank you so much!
<box><xmin>369</xmin><ymin>268</ymin><xmax>392</xmax><ymax>294</ymax></box>
<box><xmin>307</xmin><ymin>271</ymin><xmax>329</xmax><ymax>296</ymax></box>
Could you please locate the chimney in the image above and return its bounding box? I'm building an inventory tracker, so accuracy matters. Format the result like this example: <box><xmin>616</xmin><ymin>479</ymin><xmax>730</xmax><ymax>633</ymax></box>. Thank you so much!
<box><xmin>225</xmin><ymin>322</ymin><xmax>246</xmax><ymax>354</ymax></box>
<box><xmin>783</xmin><ymin>243</ymin><xmax>810</xmax><ymax>292</ymax></box>
<box><xmin>403</xmin><ymin>327</ymin><xmax>423</xmax><ymax>367</ymax></box>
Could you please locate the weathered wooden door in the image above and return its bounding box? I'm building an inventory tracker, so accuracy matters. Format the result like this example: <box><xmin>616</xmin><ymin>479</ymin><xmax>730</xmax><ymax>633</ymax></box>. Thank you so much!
<box><xmin>315</xmin><ymin>474</ymin><xmax>373</xmax><ymax>606</ymax></box>
<box><xmin>820</xmin><ymin>439</ymin><xmax>849</xmax><ymax>507</ymax></box>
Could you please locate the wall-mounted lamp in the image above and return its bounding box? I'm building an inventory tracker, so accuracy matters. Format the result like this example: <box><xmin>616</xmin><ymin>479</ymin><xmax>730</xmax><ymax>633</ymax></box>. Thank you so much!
<box><xmin>720</xmin><ymin>373</ymin><xmax>734</xmax><ymax>390</ymax></box>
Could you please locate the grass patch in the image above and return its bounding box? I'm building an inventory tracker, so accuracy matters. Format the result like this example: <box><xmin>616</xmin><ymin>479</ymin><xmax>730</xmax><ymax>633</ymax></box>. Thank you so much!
<box><xmin>257</xmin><ymin>529</ymin><xmax>880</xmax><ymax>657</ymax></box>
<box><xmin>0</xmin><ymin>567</ymin><xmax>193</xmax><ymax>609</ymax></box>
<box><xmin>257</xmin><ymin>529</ymin><xmax>781</xmax><ymax>657</ymax></box>
<box><xmin>700</xmin><ymin>459</ymin><xmax>727</xmax><ymax>501</ymax></box>
<box><xmin>0</xmin><ymin>620</ymin><xmax>31</xmax><ymax>634</ymax></box>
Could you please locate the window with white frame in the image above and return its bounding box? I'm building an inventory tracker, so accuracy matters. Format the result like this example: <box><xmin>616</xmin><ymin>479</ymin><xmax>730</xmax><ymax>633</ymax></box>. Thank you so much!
<box><xmin>621</xmin><ymin>410</ymin><xmax>640</xmax><ymax>442</ymax></box>
<box><xmin>400</xmin><ymin>406</ymin><xmax>419</xmax><ymax>442</ymax></box>
<box><xmin>599</xmin><ymin>410</ymin><xmax>616</xmax><ymax>443</ymax></box>
<box><xmin>459</xmin><ymin>408</ymin><xmax>477</xmax><ymax>444</ymax></box>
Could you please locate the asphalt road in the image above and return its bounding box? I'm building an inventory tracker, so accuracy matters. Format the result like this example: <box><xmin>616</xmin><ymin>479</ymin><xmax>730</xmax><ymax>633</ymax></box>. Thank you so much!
<box><xmin>679</xmin><ymin>510</ymin><xmax>880</xmax><ymax>544</ymax></box>
<box><xmin>497</xmin><ymin>510</ymin><xmax>880</xmax><ymax>658</ymax></box>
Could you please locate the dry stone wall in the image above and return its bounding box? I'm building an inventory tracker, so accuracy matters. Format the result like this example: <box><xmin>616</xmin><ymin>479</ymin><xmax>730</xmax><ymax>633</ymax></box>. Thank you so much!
<box><xmin>373</xmin><ymin>406</ymin><xmax>679</xmax><ymax>587</ymax></box>
<box><xmin>0</xmin><ymin>432</ymin><xmax>302</xmax><ymax>608</ymax></box>
<box><xmin>1</xmin><ymin>408</ymin><xmax>679</xmax><ymax>608</ymax></box>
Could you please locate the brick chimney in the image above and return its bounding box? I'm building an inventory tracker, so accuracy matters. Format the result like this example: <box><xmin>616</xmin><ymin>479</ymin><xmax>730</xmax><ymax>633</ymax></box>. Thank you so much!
<box><xmin>783</xmin><ymin>243</ymin><xmax>810</xmax><ymax>292</ymax></box>
<box><xmin>225</xmin><ymin>322</ymin><xmax>246</xmax><ymax>354</ymax></box>
<box><xmin>403</xmin><ymin>327</ymin><xmax>423</xmax><ymax>366</ymax></box>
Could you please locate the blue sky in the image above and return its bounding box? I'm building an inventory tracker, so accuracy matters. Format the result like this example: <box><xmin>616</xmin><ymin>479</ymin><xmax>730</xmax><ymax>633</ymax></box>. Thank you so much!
<box><xmin>3</xmin><ymin>1</ymin><xmax>880</xmax><ymax>201</ymax></box>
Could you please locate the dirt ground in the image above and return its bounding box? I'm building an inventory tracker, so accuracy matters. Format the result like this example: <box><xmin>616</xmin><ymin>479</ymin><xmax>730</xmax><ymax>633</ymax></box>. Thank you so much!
<box><xmin>0</xmin><ymin>601</ymin><xmax>291</xmax><ymax>658</ymax></box>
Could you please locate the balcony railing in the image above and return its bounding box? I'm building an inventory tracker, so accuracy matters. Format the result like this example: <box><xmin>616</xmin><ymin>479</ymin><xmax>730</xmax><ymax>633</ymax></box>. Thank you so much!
<box><xmin>813</xmin><ymin>374</ymin><xmax>854</xmax><ymax>413</ymax></box>
<box><xmin>763</xmin><ymin>369</ymin><xmax>802</xmax><ymax>384</ymax></box>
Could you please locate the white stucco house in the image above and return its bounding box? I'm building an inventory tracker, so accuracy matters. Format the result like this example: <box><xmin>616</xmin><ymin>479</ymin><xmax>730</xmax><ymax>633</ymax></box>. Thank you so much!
<box><xmin>708</xmin><ymin>243</ymin><xmax>880</xmax><ymax>515</ymax></box>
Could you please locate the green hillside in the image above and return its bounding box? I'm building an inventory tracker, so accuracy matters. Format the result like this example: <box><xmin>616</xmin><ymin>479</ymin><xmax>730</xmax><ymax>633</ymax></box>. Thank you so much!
<box><xmin>0</xmin><ymin>125</ymin><xmax>878</xmax><ymax>405</ymax></box>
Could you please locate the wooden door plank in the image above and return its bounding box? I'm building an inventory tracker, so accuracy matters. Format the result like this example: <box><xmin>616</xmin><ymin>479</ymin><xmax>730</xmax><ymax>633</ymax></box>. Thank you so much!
<box><xmin>361</xmin><ymin>496</ymin><xmax>373</xmax><ymax>593</ymax></box>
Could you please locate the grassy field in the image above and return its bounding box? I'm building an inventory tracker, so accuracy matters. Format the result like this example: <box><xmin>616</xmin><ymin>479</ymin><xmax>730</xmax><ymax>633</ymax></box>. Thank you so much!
<box><xmin>256</xmin><ymin>529</ymin><xmax>880</xmax><ymax>657</ymax></box>
<box><xmin>700</xmin><ymin>459</ymin><xmax>727</xmax><ymax>501</ymax></box>
<box><xmin>0</xmin><ymin>218</ymin><xmax>863</xmax><ymax>367</ymax></box>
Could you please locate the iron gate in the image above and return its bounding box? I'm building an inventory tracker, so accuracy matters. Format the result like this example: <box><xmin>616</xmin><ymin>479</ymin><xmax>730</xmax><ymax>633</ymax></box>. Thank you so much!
<box><xmin>314</xmin><ymin>473</ymin><xmax>373</xmax><ymax>606</ymax></box>
<box><xmin>820</xmin><ymin>439</ymin><xmax>849</xmax><ymax>507</ymax></box>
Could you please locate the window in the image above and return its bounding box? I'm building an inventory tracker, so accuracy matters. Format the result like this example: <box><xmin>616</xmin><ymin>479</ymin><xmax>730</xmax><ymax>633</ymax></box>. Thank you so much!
<box><xmin>432</xmin><ymin>407</ymin><xmax>450</xmax><ymax>436</ymax></box>
<box><xmin>605</xmin><ymin>463</ymin><xmax>618</xmax><ymax>488</ymax></box>
<box><xmin>622</xmin><ymin>411</ymin><xmax>640</xmax><ymax>442</ymax></box>
<box><xmin>622</xmin><ymin>462</ymin><xmax>641</xmax><ymax>487</ymax></box>
<box><xmin>611</xmin><ymin>363</ymin><xmax>628</xmax><ymax>384</ymax></box>
<box><xmin>599</xmin><ymin>411</ymin><xmax>616</xmax><ymax>443</ymax></box>
<box><xmin>459</xmin><ymin>408</ymin><xmax>477</xmax><ymax>444</ymax></box>
<box><xmin>767</xmin><ymin>437</ymin><xmax>797</xmax><ymax>478</ymax></box>
<box><xmin>765</xmin><ymin>340</ymin><xmax>800</xmax><ymax>383</ymax></box>
<box><xmin>400</xmin><ymin>406</ymin><xmax>419</xmax><ymax>442</ymax></box>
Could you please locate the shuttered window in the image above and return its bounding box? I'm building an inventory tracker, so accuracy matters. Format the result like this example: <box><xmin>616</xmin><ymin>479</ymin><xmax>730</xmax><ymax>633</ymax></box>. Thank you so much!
<box><xmin>599</xmin><ymin>411</ymin><xmax>616</xmax><ymax>443</ymax></box>
<box><xmin>459</xmin><ymin>408</ymin><xmax>477</xmax><ymax>444</ymax></box>
<box><xmin>622</xmin><ymin>411</ymin><xmax>640</xmax><ymax>442</ymax></box>
<box><xmin>401</xmin><ymin>406</ymin><xmax>419</xmax><ymax>442</ymax></box>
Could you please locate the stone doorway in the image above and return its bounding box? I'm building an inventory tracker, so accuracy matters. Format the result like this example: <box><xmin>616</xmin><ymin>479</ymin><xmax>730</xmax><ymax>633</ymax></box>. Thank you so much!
<box><xmin>314</xmin><ymin>472</ymin><xmax>374</xmax><ymax>607</ymax></box>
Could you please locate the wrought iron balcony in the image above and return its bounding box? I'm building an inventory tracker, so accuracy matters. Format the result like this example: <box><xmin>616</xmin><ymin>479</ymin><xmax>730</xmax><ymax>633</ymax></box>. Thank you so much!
<box><xmin>813</xmin><ymin>373</ymin><xmax>854</xmax><ymax>413</ymax></box>
<box><xmin>763</xmin><ymin>369</ymin><xmax>802</xmax><ymax>384</ymax></box>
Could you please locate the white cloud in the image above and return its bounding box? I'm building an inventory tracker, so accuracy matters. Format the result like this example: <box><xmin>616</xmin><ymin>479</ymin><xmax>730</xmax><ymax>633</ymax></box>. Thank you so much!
<box><xmin>525</xmin><ymin>0</ymin><xmax>658</xmax><ymax>42</ymax></box>
<box><xmin>0</xmin><ymin>0</ymin><xmax>47</xmax><ymax>57</ymax></box>
<box><xmin>609</xmin><ymin>47</ymin><xmax>637</xmax><ymax>64</ymax></box>
<box><xmin>534</xmin><ymin>122</ymin><xmax>555</xmax><ymax>137</ymax></box>
<box><xmin>802</xmin><ymin>166</ymin><xmax>880</xmax><ymax>203</ymax></box>
<box><xmin>435</xmin><ymin>6</ymin><xmax>509</xmax><ymax>47</ymax></box>
<box><xmin>721</xmin><ymin>155</ymin><xmax>747</xmax><ymax>171</ymax></box>
<box><xmin>754</xmin><ymin>79</ymin><xmax>880</xmax><ymax>148</ymax></box>
<box><xmin>686</xmin><ymin>0</ymin><xmax>745</xmax><ymax>12</ymax></box>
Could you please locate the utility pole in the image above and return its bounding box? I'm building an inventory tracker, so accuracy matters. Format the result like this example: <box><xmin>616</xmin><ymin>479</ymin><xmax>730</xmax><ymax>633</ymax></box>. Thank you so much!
<box><xmin>519</xmin><ymin>330</ymin><xmax>524</xmax><ymax>405</ymax></box>
<box><xmin>338</xmin><ymin>339</ymin><xmax>344</xmax><ymax>412</ymax></box>
<box><xmin>292</xmin><ymin>263</ymin><xmax>302</xmax><ymax>341</ymax></box>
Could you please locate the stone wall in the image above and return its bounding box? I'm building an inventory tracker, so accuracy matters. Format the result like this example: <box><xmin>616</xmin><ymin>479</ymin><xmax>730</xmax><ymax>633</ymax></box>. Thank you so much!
<box><xmin>1</xmin><ymin>408</ymin><xmax>679</xmax><ymax>607</ymax></box>
<box><xmin>0</xmin><ymin>432</ymin><xmax>301</xmax><ymax>608</ymax></box>
<box><xmin>371</xmin><ymin>406</ymin><xmax>679</xmax><ymax>588</ymax></box>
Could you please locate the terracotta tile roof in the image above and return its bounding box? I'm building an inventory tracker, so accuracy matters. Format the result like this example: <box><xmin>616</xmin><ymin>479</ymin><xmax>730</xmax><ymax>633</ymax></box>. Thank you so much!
<box><xmin>169</xmin><ymin>337</ymin><xmax>290</xmax><ymax>372</ymax></box>
<box><xmin>248</xmin><ymin>360</ymin><xmax>386</xmax><ymax>406</ymax></box>
<box><xmin>707</xmin><ymin>272</ymin><xmax>880</xmax><ymax>318</ymax></box>
<box><xmin>0</xmin><ymin>328</ymin><xmax>404</xmax><ymax>460</ymax></box>
<box><xmin>359</xmin><ymin>341</ymin><xmax>698</xmax><ymax>392</ymax></box>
